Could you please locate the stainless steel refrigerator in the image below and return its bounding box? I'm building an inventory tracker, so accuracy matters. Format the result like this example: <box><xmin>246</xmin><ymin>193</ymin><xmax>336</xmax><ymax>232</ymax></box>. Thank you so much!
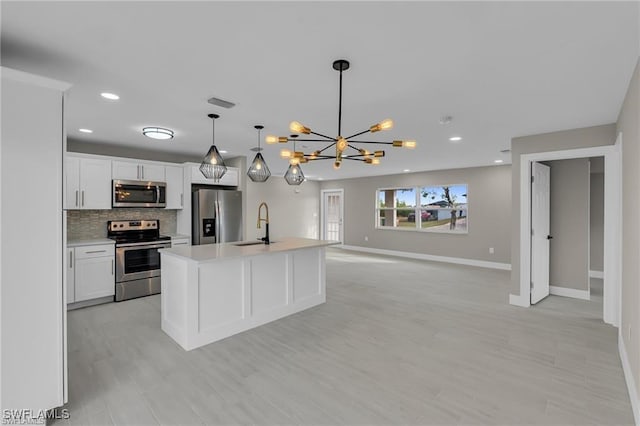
<box><xmin>192</xmin><ymin>188</ymin><xmax>243</xmax><ymax>245</ymax></box>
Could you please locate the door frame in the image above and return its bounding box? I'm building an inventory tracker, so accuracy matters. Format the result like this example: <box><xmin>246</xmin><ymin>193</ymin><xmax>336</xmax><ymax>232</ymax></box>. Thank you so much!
<box><xmin>511</xmin><ymin>135</ymin><xmax>621</xmax><ymax>328</ymax></box>
<box><xmin>320</xmin><ymin>189</ymin><xmax>344</xmax><ymax>244</ymax></box>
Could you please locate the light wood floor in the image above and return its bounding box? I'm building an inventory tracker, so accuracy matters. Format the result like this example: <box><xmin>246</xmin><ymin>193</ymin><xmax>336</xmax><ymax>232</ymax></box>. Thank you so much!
<box><xmin>58</xmin><ymin>249</ymin><xmax>633</xmax><ymax>425</ymax></box>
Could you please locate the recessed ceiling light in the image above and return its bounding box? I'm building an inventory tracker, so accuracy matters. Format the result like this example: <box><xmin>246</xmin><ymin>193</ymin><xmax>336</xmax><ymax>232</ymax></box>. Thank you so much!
<box><xmin>219</xmin><ymin>150</ymin><xmax>228</xmax><ymax>154</ymax></box>
<box><xmin>494</xmin><ymin>159</ymin><xmax>504</xmax><ymax>164</ymax></box>
<box><xmin>100</xmin><ymin>92</ymin><xmax>120</xmax><ymax>100</ymax></box>
<box><xmin>78</xmin><ymin>128</ymin><xmax>93</xmax><ymax>133</ymax></box>
<box><xmin>142</xmin><ymin>127</ymin><xmax>174</xmax><ymax>140</ymax></box>
<box><xmin>403</xmin><ymin>169</ymin><xmax>410</xmax><ymax>172</ymax></box>
<box><xmin>449</xmin><ymin>136</ymin><xmax>462</xmax><ymax>142</ymax></box>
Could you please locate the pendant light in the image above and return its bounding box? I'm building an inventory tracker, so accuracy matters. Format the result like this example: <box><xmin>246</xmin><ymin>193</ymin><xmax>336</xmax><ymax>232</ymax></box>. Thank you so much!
<box><xmin>200</xmin><ymin>113</ymin><xmax>227</xmax><ymax>181</ymax></box>
<box><xmin>284</xmin><ymin>135</ymin><xmax>305</xmax><ymax>185</ymax></box>
<box><xmin>247</xmin><ymin>125</ymin><xmax>271</xmax><ymax>182</ymax></box>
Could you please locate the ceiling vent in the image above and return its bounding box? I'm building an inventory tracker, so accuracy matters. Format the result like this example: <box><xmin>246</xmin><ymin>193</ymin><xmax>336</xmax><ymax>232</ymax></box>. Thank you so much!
<box><xmin>208</xmin><ymin>96</ymin><xmax>235</xmax><ymax>109</ymax></box>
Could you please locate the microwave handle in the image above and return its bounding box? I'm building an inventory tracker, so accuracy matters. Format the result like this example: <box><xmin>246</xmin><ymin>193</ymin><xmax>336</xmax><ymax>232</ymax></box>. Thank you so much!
<box><xmin>156</xmin><ymin>185</ymin><xmax>160</xmax><ymax>206</ymax></box>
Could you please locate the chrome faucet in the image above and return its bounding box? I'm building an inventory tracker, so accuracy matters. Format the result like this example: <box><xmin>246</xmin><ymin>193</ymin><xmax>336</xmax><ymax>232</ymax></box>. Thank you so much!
<box><xmin>257</xmin><ymin>202</ymin><xmax>270</xmax><ymax>245</ymax></box>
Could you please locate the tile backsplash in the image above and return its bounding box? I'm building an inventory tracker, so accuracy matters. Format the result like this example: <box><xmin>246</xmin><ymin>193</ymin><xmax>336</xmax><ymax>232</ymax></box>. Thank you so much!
<box><xmin>67</xmin><ymin>209</ymin><xmax>177</xmax><ymax>240</ymax></box>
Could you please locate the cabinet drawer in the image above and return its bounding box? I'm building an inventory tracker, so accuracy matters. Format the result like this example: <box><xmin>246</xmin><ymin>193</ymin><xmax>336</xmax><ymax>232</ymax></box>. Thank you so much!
<box><xmin>171</xmin><ymin>238</ymin><xmax>190</xmax><ymax>247</ymax></box>
<box><xmin>75</xmin><ymin>244</ymin><xmax>114</xmax><ymax>259</ymax></box>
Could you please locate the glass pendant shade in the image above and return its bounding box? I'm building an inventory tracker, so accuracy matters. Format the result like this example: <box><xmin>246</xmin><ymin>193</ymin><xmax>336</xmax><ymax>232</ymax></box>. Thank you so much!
<box><xmin>200</xmin><ymin>144</ymin><xmax>227</xmax><ymax>181</ymax></box>
<box><xmin>247</xmin><ymin>152</ymin><xmax>271</xmax><ymax>182</ymax></box>
<box><xmin>200</xmin><ymin>114</ymin><xmax>227</xmax><ymax>181</ymax></box>
<box><xmin>284</xmin><ymin>163</ymin><xmax>305</xmax><ymax>186</ymax></box>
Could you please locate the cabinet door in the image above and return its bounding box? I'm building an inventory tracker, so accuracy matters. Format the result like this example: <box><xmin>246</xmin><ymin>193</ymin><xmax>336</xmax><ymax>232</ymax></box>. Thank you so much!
<box><xmin>218</xmin><ymin>167</ymin><xmax>239</xmax><ymax>186</ymax></box>
<box><xmin>80</xmin><ymin>158</ymin><xmax>111</xmax><ymax>209</ymax></box>
<box><xmin>75</xmin><ymin>256</ymin><xmax>115</xmax><ymax>302</ymax></box>
<box><xmin>66</xmin><ymin>248</ymin><xmax>75</xmax><ymax>303</ymax></box>
<box><xmin>112</xmin><ymin>160</ymin><xmax>140</xmax><ymax>180</ymax></box>
<box><xmin>140</xmin><ymin>163</ymin><xmax>165</xmax><ymax>182</ymax></box>
<box><xmin>65</xmin><ymin>156</ymin><xmax>81</xmax><ymax>209</ymax></box>
<box><xmin>165</xmin><ymin>165</ymin><xmax>184</xmax><ymax>209</ymax></box>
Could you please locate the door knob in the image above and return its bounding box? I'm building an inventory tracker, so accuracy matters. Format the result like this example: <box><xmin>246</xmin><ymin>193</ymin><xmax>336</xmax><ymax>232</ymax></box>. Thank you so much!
<box><xmin>547</xmin><ymin>235</ymin><xmax>553</xmax><ymax>240</ymax></box>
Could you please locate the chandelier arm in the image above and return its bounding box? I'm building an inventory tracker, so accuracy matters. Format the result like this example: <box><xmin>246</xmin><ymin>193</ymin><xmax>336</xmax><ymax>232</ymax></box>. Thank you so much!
<box><xmin>317</xmin><ymin>142</ymin><xmax>337</xmax><ymax>154</ymax></box>
<box><xmin>307</xmin><ymin>157</ymin><xmax>336</xmax><ymax>161</ymax></box>
<box><xmin>309</xmin><ymin>130</ymin><xmax>337</xmax><ymax>141</ymax></box>
<box><xmin>290</xmin><ymin>138</ymin><xmax>335</xmax><ymax>142</ymax></box>
<box><xmin>342</xmin><ymin>157</ymin><xmax>366</xmax><ymax>162</ymax></box>
<box><xmin>344</xmin><ymin>129</ymin><xmax>371</xmax><ymax>140</ymax></box>
<box><xmin>347</xmin><ymin>140</ymin><xmax>395</xmax><ymax>145</ymax></box>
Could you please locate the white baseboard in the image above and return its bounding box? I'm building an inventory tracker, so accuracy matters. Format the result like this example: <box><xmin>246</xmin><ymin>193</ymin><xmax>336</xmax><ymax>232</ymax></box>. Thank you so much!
<box><xmin>619</xmin><ymin>333</ymin><xmax>640</xmax><ymax>426</ymax></box>
<box><xmin>509</xmin><ymin>293</ymin><xmax>530</xmax><ymax>307</ymax></box>
<box><xmin>590</xmin><ymin>269</ymin><xmax>604</xmax><ymax>279</ymax></box>
<box><xmin>339</xmin><ymin>245</ymin><xmax>511</xmax><ymax>271</ymax></box>
<box><xmin>549</xmin><ymin>285</ymin><xmax>590</xmax><ymax>300</ymax></box>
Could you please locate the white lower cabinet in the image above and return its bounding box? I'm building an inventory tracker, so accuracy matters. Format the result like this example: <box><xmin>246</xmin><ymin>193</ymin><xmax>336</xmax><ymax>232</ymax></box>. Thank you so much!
<box><xmin>68</xmin><ymin>243</ymin><xmax>115</xmax><ymax>304</ymax></box>
<box><xmin>67</xmin><ymin>248</ymin><xmax>75</xmax><ymax>303</ymax></box>
<box><xmin>171</xmin><ymin>236</ymin><xmax>190</xmax><ymax>247</ymax></box>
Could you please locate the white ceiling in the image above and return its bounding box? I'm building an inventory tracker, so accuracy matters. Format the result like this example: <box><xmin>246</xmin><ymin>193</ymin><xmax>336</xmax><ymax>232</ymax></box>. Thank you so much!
<box><xmin>2</xmin><ymin>1</ymin><xmax>638</xmax><ymax>180</ymax></box>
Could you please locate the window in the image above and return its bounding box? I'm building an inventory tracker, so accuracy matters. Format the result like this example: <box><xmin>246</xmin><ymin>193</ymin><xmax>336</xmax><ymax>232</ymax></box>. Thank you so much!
<box><xmin>376</xmin><ymin>188</ymin><xmax>416</xmax><ymax>228</ymax></box>
<box><xmin>375</xmin><ymin>184</ymin><xmax>468</xmax><ymax>233</ymax></box>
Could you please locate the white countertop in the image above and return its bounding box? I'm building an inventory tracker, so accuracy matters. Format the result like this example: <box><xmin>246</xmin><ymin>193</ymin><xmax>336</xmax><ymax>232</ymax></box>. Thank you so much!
<box><xmin>67</xmin><ymin>238</ymin><xmax>115</xmax><ymax>248</ymax></box>
<box><xmin>164</xmin><ymin>233</ymin><xmax>190</xmax><ymax>240</ymax></box>
<box><xmin>160</xmin><ymin>237</ymin><xmax>339</xmax><ymax>263</ymax></box>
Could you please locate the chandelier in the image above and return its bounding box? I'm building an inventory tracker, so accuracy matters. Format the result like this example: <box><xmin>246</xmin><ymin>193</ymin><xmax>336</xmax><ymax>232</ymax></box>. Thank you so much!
<box><xmin>266</xmin><ymin>59</ymin><xmax>416</xmax><ymax>170</ymax></box>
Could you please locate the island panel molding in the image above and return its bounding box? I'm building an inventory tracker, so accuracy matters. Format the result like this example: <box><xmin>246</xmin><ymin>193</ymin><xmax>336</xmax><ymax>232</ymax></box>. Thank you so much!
<box><xmin>160</xmin><ymin>237</ymin><xmax>336</xmax><ymax>350</ymax></box>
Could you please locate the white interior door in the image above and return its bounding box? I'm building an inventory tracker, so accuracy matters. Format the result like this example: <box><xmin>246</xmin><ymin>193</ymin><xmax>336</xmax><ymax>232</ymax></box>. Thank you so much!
<box><xmin>322</xmin><ymin>190</ymin><xmax>343</xmax><ymax>243</ymax></box>
<box><xmin>531</xmin><ymin>162</ymin><xmax>551</xmax><ymax>304</ymax></box>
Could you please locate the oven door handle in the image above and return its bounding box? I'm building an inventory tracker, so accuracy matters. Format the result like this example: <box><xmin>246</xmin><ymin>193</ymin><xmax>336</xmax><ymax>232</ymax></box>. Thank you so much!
<box><xmin>117</xmin><ymin>242</ymin><xmax>171</xmax><ymax>249</ymax></box>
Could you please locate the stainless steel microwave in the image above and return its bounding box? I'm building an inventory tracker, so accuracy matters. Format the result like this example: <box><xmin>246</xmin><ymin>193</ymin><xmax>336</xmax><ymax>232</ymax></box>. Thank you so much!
<box><xmin>112</xmin><ymin>180</ymin><xmax>166</xmax><ymax>208</ymax></box>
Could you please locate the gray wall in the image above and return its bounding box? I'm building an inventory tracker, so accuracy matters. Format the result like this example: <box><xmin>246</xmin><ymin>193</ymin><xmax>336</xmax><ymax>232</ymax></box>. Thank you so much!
<box><xmin>245</xmin><ymin>177</ymin><xmax>320</xmax><ymax>242</ymax></box>
<box><xmin>590</xmin><ymin>171</ymin><xmax>604</xmax><ymax>272</ymax></box>
<box><xmin>510</xmin><ymin>124</ymin><xmax>617</xmax><ymax>295</ymax></box>
<box><xmin>618</xmin><ymin>58</ymin><xmax>640</xmax><ymax>390</ymax></box>
<box><xmin>320</xmin><ymin>165</ymin><xmax>511</xmax><ymax>264</ymax></box>
<box><xmin>545</xmin><ymin>159</ymin><xmax>590</xmax><ymax>291</ymax></box>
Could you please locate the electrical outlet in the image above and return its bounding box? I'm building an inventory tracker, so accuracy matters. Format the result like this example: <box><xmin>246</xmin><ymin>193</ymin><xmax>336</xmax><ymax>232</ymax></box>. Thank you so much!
<box><xmin>364</xmin><ymin>236</ymin><xmax>369</xmax><ymax>242</ymax></box>
<box><xmin>489</xmin><ymin>247</ymin><xmax>495</xmax><ymax>254</ymax></box>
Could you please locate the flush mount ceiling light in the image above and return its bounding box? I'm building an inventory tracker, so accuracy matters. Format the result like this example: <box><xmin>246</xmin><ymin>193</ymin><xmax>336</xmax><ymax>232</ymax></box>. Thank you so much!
<box><xmin>142</xmin><ymin>127</ymin><xmax>174</xmax><ymax>140</ymax></box>
<box><xmin>100</xmin><ymin>92</ymin><xmax>119</xmax><ymax>100</ymax></box>
<box><xmin>200</xmin><ymin>114</ymin><xmax>227</xmax><ymax>181</ymax></box>
<box><xmin>247</xmin><ymin>125</ymin><xmax>271</xmax><ymax>183</ymax></box>
<box><xmin>78</xmin><ymin>128</ymin><xmax>93</xmax><ymax>133</ymax></box>
<box><xmin>266</xmin><ymin>59</ymin><xmax>416</xmax><ymax>170</ymax></box>
<box><xmin>494</xmin><ymin>159</ymin><xmax>504</xmax><ymax>164</ymax></box>
<box><xmin>449</xmin><ymin>136</ymin><xmax>462</xmax><ymax>142</ymax></box>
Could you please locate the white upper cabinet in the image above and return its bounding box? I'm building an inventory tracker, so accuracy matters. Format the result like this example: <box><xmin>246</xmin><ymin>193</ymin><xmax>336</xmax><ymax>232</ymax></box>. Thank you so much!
<box><xmin>190</xmin><ymin>164</ymin><xmax>239</xmax><ymax>186</ymax></box>
<box><xmin>65</xmin><ymin>155</ymin><xmax>111</xmax><ymax>209</ymax></box>
<box><xmin>112</xmin><ymin>160</ymin><xmax>165</xmax><ymax>182</ymax></box>
<box><xmin>165</xmin><ymin>165</ymin><xmax>184</xmax><ymax>209</ymax></box>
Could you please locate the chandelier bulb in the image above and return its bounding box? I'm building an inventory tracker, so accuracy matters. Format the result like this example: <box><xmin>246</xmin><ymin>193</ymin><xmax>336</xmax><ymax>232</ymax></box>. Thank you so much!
<box><xmin>265</xmin><ymin>135</ymin><xmax>278</xmax><ymax>144</ymax></box>
<box><xmin>290</xmin><ymin>121</ymin><xmax>311</xmax><ymax>134</ymax></box>
<box><xmin>280</xmin><ymin>149</ymin><xmax>292</xmax><ymax>159</ymax></box>
<box><xmin>370</xmin><ymin>118</ymin><xmax>394</xmax><ymax>133</ymax></box>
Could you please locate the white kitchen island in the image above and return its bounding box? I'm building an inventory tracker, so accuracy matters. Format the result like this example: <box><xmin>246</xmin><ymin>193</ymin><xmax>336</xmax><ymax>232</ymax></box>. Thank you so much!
<box><xmin>159</xmin><ymin>237</ymin><xmax>337</xmax><ymax>350</ymax></box>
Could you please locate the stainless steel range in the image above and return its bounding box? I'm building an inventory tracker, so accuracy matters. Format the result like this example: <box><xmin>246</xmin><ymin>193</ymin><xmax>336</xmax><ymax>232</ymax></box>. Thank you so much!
<box><xmin>107</xmin><ymin>219</ymin><xmax>171</xmax><ymax>301</ymax></box>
